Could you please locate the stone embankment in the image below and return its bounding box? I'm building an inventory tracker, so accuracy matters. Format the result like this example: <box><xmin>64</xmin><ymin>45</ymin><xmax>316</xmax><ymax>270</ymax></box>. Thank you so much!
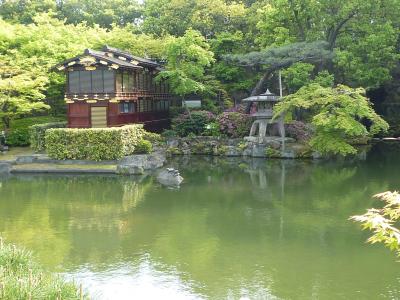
<box><xmin>165</xmin><ymin>136</ymin><xmax>320</xmax><ymax>159</ymax></box>
<box><xmin>0</xmin><ymin>152</ymin><xmax>166</xmax><ymax>175</ymax></box>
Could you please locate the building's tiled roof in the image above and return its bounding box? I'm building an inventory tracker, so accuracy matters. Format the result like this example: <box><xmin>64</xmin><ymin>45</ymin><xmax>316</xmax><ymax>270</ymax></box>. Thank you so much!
<box><xmin>102</xmin><ymin>45</ymin><xmax>160</xmax><ymax>67</ymax></box>
<box><xmin>53</xmin><ymin>46</ymin><xmax>162</xmax><ymax>71</ymax></box>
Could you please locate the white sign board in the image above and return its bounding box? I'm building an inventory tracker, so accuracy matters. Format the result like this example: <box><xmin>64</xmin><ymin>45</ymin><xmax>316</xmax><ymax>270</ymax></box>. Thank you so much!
<box><xmin>182</xmin><ymin>100</ymin><xmax>201</xmax><ymax>108</ymax></box>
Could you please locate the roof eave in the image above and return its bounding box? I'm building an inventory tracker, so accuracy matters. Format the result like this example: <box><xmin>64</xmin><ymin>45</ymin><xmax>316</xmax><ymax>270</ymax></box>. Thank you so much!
<box><xmin>51</xmin><ymin>50</ymin><xmax>144</xmax><ymax>71</ymax></box>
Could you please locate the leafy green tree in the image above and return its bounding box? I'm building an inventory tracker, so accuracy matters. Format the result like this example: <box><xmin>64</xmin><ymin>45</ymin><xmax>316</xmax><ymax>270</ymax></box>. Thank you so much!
<box><xmin>281</xmin><ymin>64</ymin><xmax>335</xmax><ymax>93</ymax></box>
<box><xmin>351</xmin><ymin>191</ymin><xmax>400</xmax><ymax>256</ymax></box>
<box><xmin>281</xmin><ymin>62</ymin><xmax>314</xmax><ymax>93</ymax></box>
<box><xmin>0</xmin><ymin>0</ymin><xmax>142</xmax><ymax>28</ymax></box>
<box><xmin>209</xmin><ymin>31</ymin><xmax>257</xmax><ymax>99</ymax></box>
<box><xmin>273</xmin><ymin>84</ymin><xmax>389</xmax><ymax>155</ymax></box>
<box><xmin>0</xmin><ymin>0</ymin><xmax>56</xmax><ymax>24</ymax></box>
<box><xmin>0</xmin><ymin>56</ymin><xmax>49</xmax><ymax>129</ymax></box>
<box><xmin>157</xmin><ymin>29</ymin><xmax>215</xmax><ymax>100</ymax></box>
<box><xmin>334</xmin><ymin>22</ymin><xmax>399</xmax><ymax>88</ymax></box>
<box><xmin>141</xmin><ymin>0</ymin><xmax>248</xmax><ymax>37</ymax></box>
<box><xmin>313</xmin><ymin>70</ymin><xmax>334</xmax><ymax>88</ymax></box>
<box><xmin>254</xmin><ymin>0</ymin><xmax>400</xmax><ymax>88</ymax></box>
<box><xmin>0</xmin><ymin>14</ymin><xmax>102</xmax><ymax>121</ymax></box>
<box><xmin>56</xmin><ymin>0</ymin><xmax>142</xmax><ymax>28</ymax></box>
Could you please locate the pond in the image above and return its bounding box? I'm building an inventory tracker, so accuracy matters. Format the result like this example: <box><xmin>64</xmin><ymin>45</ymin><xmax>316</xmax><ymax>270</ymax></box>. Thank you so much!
<box><xmin>1</xmin><ymin>143</ymin><xmax>400</xmax><ymax>299</ymax></box>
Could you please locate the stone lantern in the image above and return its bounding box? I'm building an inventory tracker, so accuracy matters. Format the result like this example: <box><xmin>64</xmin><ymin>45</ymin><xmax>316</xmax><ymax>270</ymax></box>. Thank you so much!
<box><xmin>243</xmin><ymin>89</ymin><xmax>285</xmax><ymax>143</ymax></box>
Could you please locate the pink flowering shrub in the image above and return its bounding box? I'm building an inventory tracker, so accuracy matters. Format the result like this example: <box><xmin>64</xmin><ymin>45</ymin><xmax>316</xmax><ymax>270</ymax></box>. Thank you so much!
<box><xmin>217</xmin><ymin>112</ymin><xmax>253</xmax><ymax>138</ymax></box>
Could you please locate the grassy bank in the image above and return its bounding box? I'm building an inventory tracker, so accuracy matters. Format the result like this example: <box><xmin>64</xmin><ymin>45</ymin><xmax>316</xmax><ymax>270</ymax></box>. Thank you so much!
<box><xmin>0</xmin><ymin>238</ymin><xmax>86</xmax><ymax>299</ymax></box>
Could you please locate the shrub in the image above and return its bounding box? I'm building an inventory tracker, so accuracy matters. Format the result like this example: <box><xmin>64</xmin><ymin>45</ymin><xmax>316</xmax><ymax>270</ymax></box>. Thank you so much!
<box><xmin>169</xmin><ymin>106</ymin><xmax>186</xmax><ymax>118</ymax></box>
<box><xmin>5</xmin><ymin>116</ymin><xmax>66</xmax><ymax>146</ymax></box>
<box><xmin>142</xmin><ymin>131</ymin><xmax>164</xmax><ymax>144</ymax></box>
<box><xmin>172</xmin><ymin>110</ymin><xmax>216</xmax><ymax>136</ymax></box>
<box><xmin>201</xmin><ymin>98</ymin><xmax>220</xmax><ymax>114</ymax></box>
<box><xmin>5</xmin><ymin>129</ymin><xmax>29</xmax><ymax>147</ymax></box>
<box><xmin>203</xmin><ymin>122</ymin><xmax>220</xmax><ymax>136</ymax></box>
<box><xmin>161</xmin><ymin>129</ymin><xmax>178</xmax><ymax>138</ymax></box>
<box><xmin>29</xmin><ymin>122</ymin><xmax>67</xmax><ymax>152</ymax></box>
<box><xmin>134</xmin><ymin>139</ymin><xmax>153</xmax><ymax>154</ymax></box>
<box><xmin>0</xmin><ymin>238</ymin><xmax>85</xmax><ymax>299</ymax></box>
<box><xmin>45</xmin><ymin>125</ymin><xmax>144</xmax><ymax>161</ymax></box>
<box><xmin>285</xmin><ymin>120</ymin><xmax>313</xmax><ymax>143</ymax></box>
<box><xmin>217</xmin><ymin>112</ymin><xmax>252</xmax><ymax>138</ymax></box>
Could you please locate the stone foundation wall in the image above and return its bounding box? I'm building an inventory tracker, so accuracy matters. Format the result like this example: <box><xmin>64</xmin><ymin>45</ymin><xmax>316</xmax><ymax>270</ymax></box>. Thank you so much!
<box><xmin>166</xmin><ymin>136</ymin><xmax>318</xmax><ymax>159</ymax></box>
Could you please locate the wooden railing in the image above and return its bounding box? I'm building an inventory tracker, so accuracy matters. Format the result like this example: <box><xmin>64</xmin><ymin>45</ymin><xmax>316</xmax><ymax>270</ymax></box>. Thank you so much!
<box><xmin>65</xmin><ymin>91</ymin><xmax>172</xmax><ymax>101</ymax></box>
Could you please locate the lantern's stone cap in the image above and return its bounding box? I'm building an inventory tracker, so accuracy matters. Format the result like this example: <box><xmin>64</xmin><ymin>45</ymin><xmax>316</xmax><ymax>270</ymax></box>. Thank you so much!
<box><xmin>242</xmin><ymin>89</ymin><xmax>280</xmax><ymax>102</ymax></box>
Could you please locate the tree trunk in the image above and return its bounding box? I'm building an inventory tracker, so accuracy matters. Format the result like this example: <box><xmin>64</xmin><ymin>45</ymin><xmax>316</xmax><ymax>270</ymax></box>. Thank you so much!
<box><xmin>1</xmin><ymin>117</ymin><xmax>10</xmax><ymax>132</ymax></box>
<box><xmin>251</xmin><ymin>71</ymin><xmax>273</xmax><ymax>96</ymax></box>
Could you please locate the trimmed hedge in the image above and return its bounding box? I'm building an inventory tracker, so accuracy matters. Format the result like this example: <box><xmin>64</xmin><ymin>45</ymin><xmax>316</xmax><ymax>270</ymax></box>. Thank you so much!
<box><xmin>29</xmin><ymin>122</ymin><xmax>67</xmax><ymax>152</ymax></box>
<box><xmin>45</xmin><ymin>125</ymin><xmax>145</xmax><ymax>161</ymax></box>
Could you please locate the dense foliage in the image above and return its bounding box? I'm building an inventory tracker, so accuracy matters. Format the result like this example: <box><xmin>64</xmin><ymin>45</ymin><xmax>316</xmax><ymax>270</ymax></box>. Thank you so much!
<box><xmin>172</xmin><ymin>110</ymin><xmax>216</xmax><ymax>137</ymax></box>
<box><xmin>4</xmin><ymin>116</ymin><xmax>65</xmax><ymax>146</ymax></box>
<box><xmin>274</xmin><ymin>84</ymin><xmax>389</xmax><ymax>155</ymax></box>
<box><xmin>170</xmin><ymin>110</ymin><xmax>252</xmax><ymax>138</ymax></box>
<box><xmin>351</xmin><ymin>191</ymin><xmax>400</xmax><ymax>257</ymax></box>
<box><xmin>157</xmin><ymin>29</ymin><xmax>215</xmax><ymax>100</ymax></box>
<box><xmin>45</xmin><ymin>125</ymin><xmax>144</xmax><ymax>160</ymax></box>
<box><xmin>0</xmin><ymin>237</ymin><xmax>85</xmax><ymax>299</ymax></box>
<box><xmin>29</xmin><ymin>121</ymin><xmax>67</xmax><ymax>152</ymax></box>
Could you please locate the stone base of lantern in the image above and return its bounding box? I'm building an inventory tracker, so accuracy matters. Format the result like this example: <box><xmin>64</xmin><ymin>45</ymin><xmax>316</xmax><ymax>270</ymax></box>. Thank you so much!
<box><xmin>246</xmin><ymin>118</ymin><xmax>285</xmax><ymax>144</ymax></box>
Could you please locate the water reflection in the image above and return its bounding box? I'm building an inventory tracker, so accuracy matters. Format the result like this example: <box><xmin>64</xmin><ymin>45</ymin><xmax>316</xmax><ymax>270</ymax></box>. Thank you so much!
<box><xmin>1</xmin><ymin>144</ymin><xmax>400</xmax><ymax>299</ymax></box>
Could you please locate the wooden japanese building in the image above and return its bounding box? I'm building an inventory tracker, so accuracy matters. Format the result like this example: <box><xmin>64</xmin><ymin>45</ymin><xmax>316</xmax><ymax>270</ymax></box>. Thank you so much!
<box><xmin>55</xmin><ymin>45</ymin><xmax>174</xmax><ymax>130</ymax></box>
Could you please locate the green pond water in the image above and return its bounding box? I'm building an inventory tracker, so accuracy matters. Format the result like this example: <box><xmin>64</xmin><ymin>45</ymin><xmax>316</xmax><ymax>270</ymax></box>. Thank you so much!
<box><xmin>1</xmin><ymin>143</ymin><xmax>400</xmax><ymax>299</ymax></box>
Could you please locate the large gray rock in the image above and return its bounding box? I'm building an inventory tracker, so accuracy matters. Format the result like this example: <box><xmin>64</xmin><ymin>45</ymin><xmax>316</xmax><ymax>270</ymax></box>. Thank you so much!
<box><xmin>157</xmin><ymin>168</ymin><xmax>183</xmax><ymax>187</ymax></box>
<box><xmin>117</xmin><ymin>152</ymin><xmax>166</xmax><ymax>175</ymax></box>
<box><xmin>0</xmin><ymin>163</ymin><xmax>11</xmax><ymax>175</ymax></box>
<box><xmin>166</xmin><ymin>138</ymin><xmax>179</xmax><ymax>148</ymax></box>
<box><xmin>116</xmin><ymin>165</ymin><xmax>144</xmax><ymax>175</ymax></box>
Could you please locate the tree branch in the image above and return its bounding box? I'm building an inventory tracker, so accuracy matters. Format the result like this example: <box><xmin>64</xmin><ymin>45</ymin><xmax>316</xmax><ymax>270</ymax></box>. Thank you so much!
<box><xmin>327</xmin><ymin>10</ymin><xmax>357</xmax><ymax>50</ymax></box>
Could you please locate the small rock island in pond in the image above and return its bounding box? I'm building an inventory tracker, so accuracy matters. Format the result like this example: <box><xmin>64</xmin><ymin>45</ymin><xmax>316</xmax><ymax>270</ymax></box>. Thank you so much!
<box><xmin>157</xmin><ymin>168</ymin><xmax>184</xmax><ymax>187</ymax></box>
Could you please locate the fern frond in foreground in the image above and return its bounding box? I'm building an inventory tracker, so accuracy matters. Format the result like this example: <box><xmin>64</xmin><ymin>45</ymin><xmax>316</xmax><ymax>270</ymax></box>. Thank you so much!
<box><xmin>350</xmin><ymin>191</ymin><xmax>400</xmax><ymax>256</ymax></box>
